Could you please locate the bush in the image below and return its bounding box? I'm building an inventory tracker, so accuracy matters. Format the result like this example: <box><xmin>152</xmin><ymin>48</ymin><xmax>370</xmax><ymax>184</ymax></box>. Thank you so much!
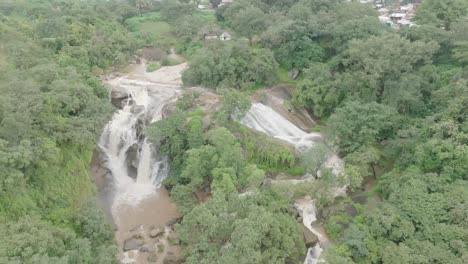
<box><xmin>160</xmin><ymin>57</ymin><xmax>180</xmax><ymax>66</ymax></box>
<box><xmin>146</xmin><ymin>63</ymin><xmax>160</xmax><ymax>72</ymax></box>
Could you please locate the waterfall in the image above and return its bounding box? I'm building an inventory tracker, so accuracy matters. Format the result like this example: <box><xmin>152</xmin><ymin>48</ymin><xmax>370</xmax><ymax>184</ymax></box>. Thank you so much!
<box><xmin>98</xmin><ymin>75</ymin><xmax>179</xmax><ymax>216</ymax></box>
<box><xmin>241</xmin><ymin>103</ymin><xmax>322</xmax><ymax>151</ymax></box>
<box><xmin>241</xmin><ymin>103</ymin><xmax>346</xmax><ymax>264</ymax></box>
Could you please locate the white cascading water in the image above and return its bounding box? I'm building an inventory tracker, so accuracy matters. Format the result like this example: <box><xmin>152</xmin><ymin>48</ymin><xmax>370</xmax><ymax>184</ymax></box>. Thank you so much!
<box><xmin>98</xmin><ymin>77</ymin><xmax>178</xmax><ymax>215</ymax></box>
<box><xmin>241</xmin><ymin>103</ymin><xmax>322</xmax><ymax>151</ymax></box>
<box><xmin>241</xmin><ymin>103</ymin><xmax>345</xmax><ymax>264</ymax></box>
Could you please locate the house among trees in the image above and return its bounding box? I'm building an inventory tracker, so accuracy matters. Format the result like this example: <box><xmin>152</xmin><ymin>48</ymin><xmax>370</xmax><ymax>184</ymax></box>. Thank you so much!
<box><xmin>376</xmin><ymin>1</ymin><xmax>418</xmax><ymax>29</ymax></box>
<box><xmin>204</xmin><ymin>33</ymin><xmax>218</xmax><ymax>40</ymax></box>
<box><xmin>219</xmin><ymin>0</ymin><xmax>234</xmax><ymax>7</ymax></box>
<box><xmin>219</xmin><ymin>32</ymin><xmax>232</xmax><ymax>41</ymax></box>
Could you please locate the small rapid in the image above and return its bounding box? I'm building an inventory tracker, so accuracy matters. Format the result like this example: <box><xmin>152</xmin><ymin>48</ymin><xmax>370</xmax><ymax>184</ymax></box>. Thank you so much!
<box><xmin>241</xmin><ymin>103</ymin><xmax>346</xmax><ymax>264</ymax></box>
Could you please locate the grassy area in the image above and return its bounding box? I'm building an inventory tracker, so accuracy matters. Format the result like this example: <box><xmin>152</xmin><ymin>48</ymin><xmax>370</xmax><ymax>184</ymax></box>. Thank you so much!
<box><xmin>140</xmin><ymin>21</ymin><xmax>172</xmax><ymax>36</ymax></box>
<box><xmin>125</xmin><ymin>12</ymin><xmax>175</xmax><ymax>46</ymax></box>
<box><xmin>193</xmin><ymin>10</ymin><xmax>216</xmax><ymax>23</ymax></box>
<box><xmin>277</xmin><ymin>67</ymin><xmax>302</xmax><ymax>87</ymax></box>
<box><xmin>146</xmin><ymin>62</ymin><xmax>161</xmax><ymax>72</ymax></box>
<box><xmin>161</xmin><ymin>57</ymin><xmax>181</xmax><ymax>66</ymax></box>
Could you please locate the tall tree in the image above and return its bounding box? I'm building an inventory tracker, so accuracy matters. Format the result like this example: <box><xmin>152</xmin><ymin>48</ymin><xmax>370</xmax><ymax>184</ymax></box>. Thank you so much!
<box><xmin>339</xmin><ymin>34</ymin><xmax>438</xmax><ymax>109</ymax></box>
<box><xmin>230</xmin><ymin>6</ymin><xmax>267</xmax><ymax>45</ymax></box>
<box><xmin>177</xmin><ymin>194</ymin><xmax>304</xmax><ymax>264</ymax></box>
<box><xmin>329</xmin><ymin>101</ymin><xmax>400</xmax><ymax>154</ymax></box>
<box><xmin>415</xmin><ymin>0</ymin><xmax>468</xmax><ymax>30</ymax></box>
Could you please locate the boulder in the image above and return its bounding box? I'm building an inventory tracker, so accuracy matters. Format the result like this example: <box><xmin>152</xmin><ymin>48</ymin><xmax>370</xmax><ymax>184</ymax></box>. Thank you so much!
<box><xmin>350</xmin><ymin>192</ymin><xmax>368</xmax><ymax>205</ymax></box>
<box><xmin>261</xmin><ymin>178</ymin><xmax>272</xmax><ymax>189</ymax></box>
<box><xmin>120</xmin><ymin>98</ymin><xmax>135</xmax><ymax>108</ymax></box>
<box><xmin>168</xmin><ymin>233</ymin><xmax>180</xmax><ymax>245</ymax></box>
<box><xmin>131</xmin><ymin>105</ymin><xmax>146</xmax><ymax>116</ymax></box>
<box><xmin>344</xmin><ymin>204</ymin><xmax>358</xmax><ymax>217</ymax></box>
<box><xmin>202</xmin><ymin>115</ymin><xmax>212</xmax><ymax>130</ymax></box>
<box><xmin>111</xmin><ymin>86</ymin><xmax>129</xmax><ymax>108</ymax></box>
<box><xmin>147</xmin><ymin>252</ymin><xmax>158</xmax><ymax>262</ymax></box>
<box><xmin>126</xmin><ymin>144</ymin><xmax>139</xmax><ymax>171</ymax></box>
<box><xmin>150</xmin><ymin>228</ymin><xmax>164</xmax><ymax>238</ymax></box>
<box><xmin>163</xmin><ymin>255</ymin><xmax>182</xmax><ymax>264</ymax></box>
<box><xmin>140</xmin><ymin>244</ymin><xmax>153</xmax><ymax>253</ymax></box>
<box><xmin>288</xmin><ymin>69</ymin><xmax>300</xmax><ymax>80</ymax></box>
<box><xmin>111</xmin><ymin>86</ymin><xmax>128</xmax><ymax>100</ymax></box>
<box><xmin>129</xmin><ymin>224</ymin><xmax>143</xmax><ymax>235</ymax></box>
<box><xmin>133</xmin><ymin>232</ymin><xmax>143</xmax><ymax>239</ymax></box>
<box><xmin>296</xmin><ymin>216</ymin><xmax>303</xmax><ymax>223</ymax></box>
<box><xmin>123</xmin><ymin>237</ymin><xmax>143</xmax><ymax>251</ymax></box>
<box><xmin>303</xmin><ymin>225</ymin><xmax>319</xmax><ymax>248</ymax></box>
<box><xmin>162</xmin><ymin>102</ymin><xmax>177</xmax><ymax>119</ymax></box>
<box><xmin>165</xmin><ymin>217</ymin><xmax>180</xmax><ymax>227</ymax></box>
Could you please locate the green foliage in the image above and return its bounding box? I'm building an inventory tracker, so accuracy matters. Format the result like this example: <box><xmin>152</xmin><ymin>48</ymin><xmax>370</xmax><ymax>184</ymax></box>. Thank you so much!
<box><xmin>187</xmin><ymin>117</ymin><xmax>204</xmax><ymax>149</ymax></box>
<box><xmin>339</xmin><ymin>34</ymin><xmax>438</xmax><ymax>109</ymax></box>
<box><xmin>327</xmin><ymin>70</ymin><xmax>468</xmax><ymax>263</ymax></box>
<box><xmin>228</xmin><ymin>5</ymin><xmax>267</xmax><ymax>45</ymax></box>
<box><xmin>160</xmin><ymin>56</ymin><xmax>180</xmax><ymax>66</ymax></box>
<box><xmin>176</xmin><ymin>92</ymin><xmax>200</xmax><ymax>111</ymax></box>
<box><xmin>0</xmin><ymin>2</ymin><xmax>152</xmax><ymax>262</ymax></box>
<box><xmin>301</xmin><ymin>142</ymin><xmax>331</xmax><ymax>178</ymax></box>
<box><xmin>415</xmin><ymin>0</ymin><xmax>468</xmax><ymax>30</ymax></box>
<box><xmin>0</xmin><ymin>215</ymin><xmax>117</xmax><ymax>264</ymax></box>
<box><xmin>215</xmin><ymin>89</ymin><xmax>251</xmax><ymax>124</ymax></box>
<box><xmin>176</xmin><ymin>193</ymin><xmax>305</xmax><ymax>264</ymax></box>
<box><xmin>159</xmin><ymin>0</ymin><xmax>194</xmax><ymax>23</ymax></box>
<box><xmin>229</xmin><ymin>123</ymin><xmax>301</xmax><ymax>174</ymax></box>
<box><xmin>146</xmin><ymin>62</ymin><xmax>160</xmax><ymax>72</ymax></box>
<box><xmin>182</xmin><ymin>41</ymin><xmax>278</xmax><ymax>89</ymax></box>
<box><xmin>292</xmin><ymin>63</ymin><xmax>341</xmax><ymax>117</ymax></box>
<box><xmin>329</xmin><ymin>101</ymin><xmax>400</xmax><ymax>154</ymax></box>
<box><xmin>148</xmin><ymin>111</ymin><xmax>189</xmax><ymax>177</ymax></box>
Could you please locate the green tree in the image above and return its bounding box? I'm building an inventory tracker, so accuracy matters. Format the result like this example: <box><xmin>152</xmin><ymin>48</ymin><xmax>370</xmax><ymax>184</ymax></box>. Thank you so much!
<box><xmin>216</xmin><ymin>89</ymin><xmax>251</xmax><ymax>124</ymax></box>
<box><xmin>301</xmin><ymin>142</ymin><xmax>331</xmax><ymax>179</ymax></box>
<box><xmin>176</xmin><ymin>194</ymin><xmax>304</xmax><ymax>264</ymax></box>
<box><xmin>329</xmin><ymin>101</ymin><xmax>400</xmax><ymax>154</ymax></box>
<box><xmin>230</xmin><ymin>6</ymin><xmax>267</xmax><ymax>45</ymax></box>
<box><xmin>182</xmin><ymin>42</ymin><xmax>278</xmax><ymax>89</ymax></box>
<box><xmin>292</xmin><ymin>63</ymin><xmax>341</xmax><ymax>117</ymax></box>
<box><xmin>415</xmin><ymin>0</ymin><xmax>468</xmax><ymax>30</ymax></box>
<box><xmin>339</xmin><ymin>34</ymin><xmax>438</xmax><ymax>111</ymax></box>
<box><xmin>160</xmin><ymin>0</ymin><xmax>194</xmax><ymax>22</ymax></box>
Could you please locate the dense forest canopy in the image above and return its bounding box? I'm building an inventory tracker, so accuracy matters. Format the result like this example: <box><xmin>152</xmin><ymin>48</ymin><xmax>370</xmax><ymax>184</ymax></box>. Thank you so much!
<box><xmin>0</xmin><ymin>0</ymin><xmax>143</xmax><ymax>263</ymax></box>
<box><xmin>0</xmin><ymin>0</ymin><xmax>467</xmax><ymax>263</ymax></box>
